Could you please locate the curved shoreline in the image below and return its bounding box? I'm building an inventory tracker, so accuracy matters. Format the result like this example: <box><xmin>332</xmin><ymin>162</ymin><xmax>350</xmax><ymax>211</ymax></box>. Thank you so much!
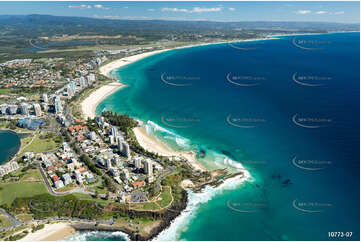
<box><xmin>0</xmin><ymin>129</ymin><xmax>22</xmax><ymax>165</ymax></box>
<box><xmin>77</xmin><ymin>32</ymin><xmax>345</xmax><ymax>241</ymax></box>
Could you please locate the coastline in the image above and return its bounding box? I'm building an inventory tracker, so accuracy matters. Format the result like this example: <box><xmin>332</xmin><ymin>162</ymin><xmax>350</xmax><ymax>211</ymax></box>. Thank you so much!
<box><xmin>19</xmin><ymin>222</ymin><xmax>76</xmax><ymax>241</ymax></box>
<box><xmin>133</xmin><ymin>126</ymin><xmax>206</xmax><ymax>172</ymax></box>
<box><xmin>81</xmin><ymin>82</ymin><xmax>126</xmax><ymax>120</ymax></box>
<box><xmin>74</xmin><ymin>32</ymin><xmax>352</xmax><ymax>241</ymax></box>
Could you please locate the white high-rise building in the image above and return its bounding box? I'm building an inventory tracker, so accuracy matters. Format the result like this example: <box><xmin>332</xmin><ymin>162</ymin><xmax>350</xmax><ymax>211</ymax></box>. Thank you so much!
<box><xmin>67</xmin><ymin>84</ymin><xmax>74</xmax><ymax>96</ymax></box>
<box><xmin>54</xmin><ymin>96</ymin><xmax>63</xmax><ymax>114</ymax></box>
<box><xmin>69</xmin><ymin>81</ymin><xmax>76</xmax><ymax>93</ymax></box>
<box><xmin>42</xmin><ymin>103</ymin><xmax>49</xmax><ymax>112</ymax></box>
<box><xmin>106</xmin><ymin>158</ymin><xmax>112</xmax><ymax>170</ymax></box>
<box><xmin>109</xmin><ymin>135</ymin><xmax>115</xmax><ymax>145</ymax></box>
<box><xmin>134</xmin><ymin>157</ymin><xmax>142</xmax><ymax>168</ymax></box>
<box><xmin>87</xmin><ymin>74</ymin><xmax>96</xmax><ymax>83</ymax></box>
<box><xmin>33</xmin><ymin>103</ymin><xmax>42</xmax><ymax>116</ymax></box>
<box><xmin>111</xmin><ymin>126</ymin><xmax>117</xmax><ymax>137</ymax></box>
<box><xmin>117</xmin><ymin>136</ymin><xmax>123</xmax><ymax>150</ymax></box>
<box><xmin>0</xmin><ymin>104</ymin><xmax>8</xmax><ymax>115</ymax></box>
<box><xmin>144</xmin><ymin>159</ymin><xmax>153</xmax><ymax>176</ymax></box>
<box><xmin>42</xmin><ymin>93</ymin><xmax>48</xmax><ymax>103</ymax></box>
<box><xmin>20</xmin><ymin>103</ymin><xmax>29</xmax><ymax>115</ymax></box>
<box><xmin>8</xmin><ymin>105</ymin><xmax>18</xmax><ymax>115</ymax></box>
<box><xmin>122</xmin><ymin>142</ymin><xmax>130</xmax><ymax>158</ymax></box>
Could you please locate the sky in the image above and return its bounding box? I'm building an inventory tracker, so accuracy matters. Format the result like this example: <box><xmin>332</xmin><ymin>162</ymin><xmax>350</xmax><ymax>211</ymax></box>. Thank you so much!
<box><xmin>0</xmin><ymin>1</ymin><xmax>359</xmax><ymax>23</ymax></box>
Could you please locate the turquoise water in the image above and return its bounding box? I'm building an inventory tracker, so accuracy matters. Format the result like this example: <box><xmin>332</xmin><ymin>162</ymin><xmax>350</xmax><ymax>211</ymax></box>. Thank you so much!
<box><xmin>0</xmin><ymin>130</ymin><xmax>21</xmax><ymax>165</ymax></box>
<box><xmin>94</xmin><ymin>32</ymin><xmax>359</xmax><ymax>241</ymax></box>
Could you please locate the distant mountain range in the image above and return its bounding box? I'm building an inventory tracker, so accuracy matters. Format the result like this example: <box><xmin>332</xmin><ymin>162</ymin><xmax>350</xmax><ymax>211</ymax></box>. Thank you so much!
<box><xmin>0</xmin><ymin>14</ymin><xmax>359</xmax><ymax>38</ymax></box>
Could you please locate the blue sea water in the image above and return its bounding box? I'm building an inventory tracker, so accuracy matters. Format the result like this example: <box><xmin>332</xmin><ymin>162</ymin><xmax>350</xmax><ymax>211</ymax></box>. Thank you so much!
<box><xmin>0</xmin><ymin>130</ymin><xmax>21</xmax><ymax>165</ymax></box>
<box><xmin>94</xmin><ymin>32</ymin><xmax>360</xmax><ymax>241</ymax></box>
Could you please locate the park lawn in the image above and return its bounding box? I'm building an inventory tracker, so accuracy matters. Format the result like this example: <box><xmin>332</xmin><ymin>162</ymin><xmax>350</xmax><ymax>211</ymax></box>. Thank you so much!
<box><xmin>22</xmin><ymin>133</ymin><xmax>61</xmax><ymax>154</ymax></box>
<box><xmin>19</xmin><ymin>169</ymin><xmax>42</xmax><ymax>182</ymax></box>
<box><xmin>130</xmin><ymin>202</ymin><xmax>160</xmax><ymax>211</ymax></box>
<box><xmin>0</xmin><ymin>182</ymin><xmax>47</xmax><ymax>205</ymax></box>
<box><xmin>157</xmin><ymin>186</ymin><xmax>173</xmax><ymax>208</ymax></box>
<box><xmin>0</xmin><ymin>215</ymin><xmax>12</xmax><ymax>228</ymax></box>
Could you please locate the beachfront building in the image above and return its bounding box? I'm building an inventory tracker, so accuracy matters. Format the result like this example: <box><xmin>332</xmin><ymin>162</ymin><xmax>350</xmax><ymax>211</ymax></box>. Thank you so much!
<box><xmin>122</xmin><ymin>142</ymin><xmax>130</xmax><ymax>158</ymax></box>
<box><xmin>111</xmin><ymin>126</ymin><xmax>117</xmax><ymax>137</ymax></box>
<box><xmin>144</xmin><ymin>159</ymin><xmax>154</xmax><ymax>183</ymax></box>
<box><xmin>87</xmin><ymin>74</ymin><xmax>96</xmax><ymax>83</ymax></box>
<box><xmin>134</xmin><ymin>157</ymin><xmax>143</xmax><ymax>169</ymax></box>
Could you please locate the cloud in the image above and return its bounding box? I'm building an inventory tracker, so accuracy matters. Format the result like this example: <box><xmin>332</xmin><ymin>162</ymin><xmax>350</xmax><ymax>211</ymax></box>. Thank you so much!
<box><xmin>94</xmin><ymin>4</ymin><xmax>110</xmax><ymax>10</ymax></box>
<box><xmin>228</xmin><ymin>8</ymin><xmax>236</xmax><ymax>11</ymax></box>
<box><xmin>161</xmin><ymin>7</ymin><xmax>190</xmax><ymax>13</ymax></box>
<box><xmin>147</xmin><ymin>8</ymin><xmax>156</xmax><ymax>12</ymax></box>
<box><xmin>296</xmin><ymin>10</ymin><xmax>311</xmax><ymax>14</ymax></box>
<box><xmin>68</xmin><ymin>4</ymin><xmax>92</xmax><ymax>9</ymax></box>
<box><xmin>316</xmin><ymin>11</ymin><xmax>327</xmax><ymax>14</ymax></box>
<box><xmin>192</xmin><ymin>7</ymin><xmax>222</xmax><ymax>13</ymax></box>
<box><xmin>161</xmin><ymin>7</ymin><xmax>222</xmax><ymax>13</ymax></box>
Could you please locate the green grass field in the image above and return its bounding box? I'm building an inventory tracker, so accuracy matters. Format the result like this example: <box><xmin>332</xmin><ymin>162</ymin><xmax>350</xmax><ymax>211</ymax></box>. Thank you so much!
<box><xmin>0</xmin><ymin>182</ymin><xmax>47</xmax><ymax>205</ymax></box>
<box><xmin>22</xmin><ymin>133</ymin><xmax>61</xmax><ymax>154</ymax></box>
<box><xmin>157</xmin><ymin>186</ymin><xmax>173</xmax><ymax>208</ymax></box>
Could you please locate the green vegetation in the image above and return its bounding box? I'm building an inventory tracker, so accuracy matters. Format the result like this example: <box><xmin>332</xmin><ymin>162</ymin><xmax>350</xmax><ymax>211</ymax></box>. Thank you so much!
<box><xmin>31</xmin><ymin>224</ymin><xmax>44</xmax><ymax>233</ymax></box>
<box><xmin>4</xmin><ymin>231</ymin><xmax>28</xmax><ymax>241</ymax></box>
<box><xmin>79</xmin><ymin>154</ymin><xmax>102</xmax><ymax>176</ymax></box>
<box><xmin>22</xmin><ymin>132</ymin><xmax>61</xmax><ymax>154</ymax></box>
<box><xmin>0</xmin><ymin>182</ymin><xmax>47</xmax><ymax>205</ymax></box>
<box><xmin>157</xmin><ymin>186</ymin><xmax>173</xmax><ymax>208</ymax></box>
<box><xmin>102</xmin><ymin>112</ymin><xmax>138</xmax><ymax>133</ymax></box>
<box><xmin>0</xmin><ymin>215</ymin><xmax>12</xmax><ymax>228</ymax></box>
<box><xmin>129</xmin><ymin>202</ymin><xmax>160</xmax><ymax>211</ymax></box>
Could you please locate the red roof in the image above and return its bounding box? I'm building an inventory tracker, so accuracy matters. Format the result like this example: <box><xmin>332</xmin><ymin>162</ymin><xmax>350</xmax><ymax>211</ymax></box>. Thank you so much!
<box><xmin>52</xmin><ymin>175</ymin><xmax>60</xmax><ymax>182</ymax></box>
<box><xmin>132</xmin><ymin>180</ymin><xmax>146</xmax><ymax>189</ymax></box>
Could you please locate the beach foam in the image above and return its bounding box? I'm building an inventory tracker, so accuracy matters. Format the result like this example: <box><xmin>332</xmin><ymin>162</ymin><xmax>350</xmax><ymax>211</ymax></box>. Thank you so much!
<box><xmin>154</xmin><ymin>171</ymin><xmax>252</xmax><ymax>241</ymax></box>
<box><xmin>65</xmin><ymin>230</ymin><xmax>129</xmax><ymax>241</ymax></box>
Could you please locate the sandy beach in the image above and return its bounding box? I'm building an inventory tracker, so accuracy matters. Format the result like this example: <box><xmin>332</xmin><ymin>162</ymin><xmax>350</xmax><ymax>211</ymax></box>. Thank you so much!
<box><xmin>81</xmin><ymin>82</ymin><xmax>125</xmax><ymax>120</ymax></box>
<box><xmin>133</xmin><ymin>127</ymin><xmax>206</xmax><ymax>172</ymax></box>
<box><xmin>19</xmin><ymin>222</ymin><xmax>75</xmax><ymax>241</ymax></box>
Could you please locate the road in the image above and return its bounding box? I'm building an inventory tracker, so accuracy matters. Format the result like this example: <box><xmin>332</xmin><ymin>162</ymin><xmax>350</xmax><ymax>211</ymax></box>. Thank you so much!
<box><xmin>0</xmin><ymin>208</ymin><xmax>23</xmax><ymax>231</ymax></box>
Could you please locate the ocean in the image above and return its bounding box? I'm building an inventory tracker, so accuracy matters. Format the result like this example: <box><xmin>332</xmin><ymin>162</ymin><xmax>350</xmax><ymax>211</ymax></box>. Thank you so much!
<box><xmin>78</xmin><ymin>32</ymin><xmax>359</xmax><ymax>241</ymax></box>
<box><xmin>0</xmin><ymin>130</ymin><xmax>21</xmax><ymax>165</ymax></box>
